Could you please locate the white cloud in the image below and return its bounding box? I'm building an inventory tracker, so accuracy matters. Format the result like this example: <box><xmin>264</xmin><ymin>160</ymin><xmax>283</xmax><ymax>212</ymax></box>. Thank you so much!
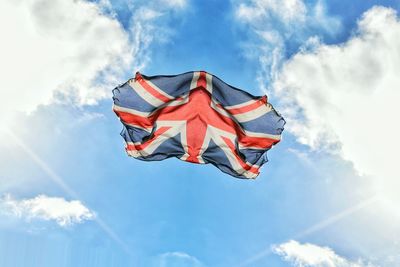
<box><xmin>0</xmin><ymin>0</ymin><xmax>186</xmax><ymax>124</ymax></box>
<box><xmin>0</xmin><ymin>0</ymin><xmax>132</xmax><ymax>114</ymax></box>
<box><xmin>236</xmin><ymin>0</ymin><xmax>307</xmax><ymax>24</ymax></box>
<box><xmin>235</xmin><ymin>0</ymin><xmax>340</xmax><ymax>35</ymax></box>
<box><xmin>0</xmin><ymin>194</ymin><xmax>95</xmax><ymax>226</ymax></box>
<box><xmin>138</xmin><ymin>7</ymin><xmax>163</xmax><ymax>20</ymax></box>
<box><xmin>160</xmin><ymin>0</ymin><xmax>187</xmax><ymax>9</ymax></box>
<box><xmin>158</xmin><ymin>251</ymin><xmax>203</xmax><ymax>267</ymax></box>
<box><xmin>273</xmin><ymin>240</ymin><xmax>375</xmax><ymax>267</ymax></box>
<box><xmin>273</xmin><ymin>6</ymin><xmax>400</xmax><ymax>203</ymax></box>
<box><xmin>233</xmin><ymin>0</ymin><xmax>341</xmax><ymax>90</ymax></box>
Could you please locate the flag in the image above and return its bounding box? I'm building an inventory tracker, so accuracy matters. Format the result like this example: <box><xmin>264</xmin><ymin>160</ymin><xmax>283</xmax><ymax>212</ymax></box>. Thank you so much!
<box><xmin>112</xmin><ymin>71</ymin><xmax>285</xmax><ymax>179</ymax></box>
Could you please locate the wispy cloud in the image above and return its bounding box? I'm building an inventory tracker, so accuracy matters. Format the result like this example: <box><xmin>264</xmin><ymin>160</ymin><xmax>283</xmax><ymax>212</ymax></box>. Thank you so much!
<box><xmin>233</xmin><ymin>0</ymin><xmax>341</xmax><ymax>90</ymax></box>
<box><xmin>236</xmin><ymin>0</ymin><xmax>307</xmax><ymax>24</ymax></box>
<box><xmin>160</xmin><ymin>0</ymin><xmax>187</xmax><ymax>9</ymax></box>
<box><xmin>158</xmin><ymin>251</ymin><xmax>204</xmax><ymax>267</ymax></box>
<box><xmin>272</xmin><ymin>240</ymin><xmax>376</xmax><ymax>267</ymax></box>
<box><xmin>0</xmin><ymin>194</ymin><xmax>95</xmax><ymax>227</ymax></box>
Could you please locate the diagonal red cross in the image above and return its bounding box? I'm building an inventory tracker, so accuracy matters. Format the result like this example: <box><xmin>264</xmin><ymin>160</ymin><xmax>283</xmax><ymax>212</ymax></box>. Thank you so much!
<box><xmin>114</xmin><ymin>71</ymin><xmax>280</xmax><ymax>175</ymax></box>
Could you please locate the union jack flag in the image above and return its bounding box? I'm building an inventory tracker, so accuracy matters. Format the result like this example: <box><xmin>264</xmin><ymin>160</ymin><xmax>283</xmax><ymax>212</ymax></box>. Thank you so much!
<box><xmin>112</xmin><ymin>71</ymin><xmax>285</xmax><ymax>179</ymax></box>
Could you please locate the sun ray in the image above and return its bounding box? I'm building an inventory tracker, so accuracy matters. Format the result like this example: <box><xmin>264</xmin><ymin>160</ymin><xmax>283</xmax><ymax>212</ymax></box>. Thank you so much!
<box><xmin>4</xmin><ymin>127</ymin><xmax>134</xmax><ymax>257</ymax></box>
<box><xmin>236</xmin><ymin>196</ymin><xmax>380</xmax><ymax>267</ymax></box>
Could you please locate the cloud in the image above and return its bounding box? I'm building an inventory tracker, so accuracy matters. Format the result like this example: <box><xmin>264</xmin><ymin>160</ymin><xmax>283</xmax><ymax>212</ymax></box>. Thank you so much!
<box><xmin>0</xmin><ymin>0</ymin><xmax>131</xmax><ymax>114</ymax></box>
<box><xmin>273</xmin><ymin>240</ymin><xmax>375</xmax><ymax>267</ymax></box>
<box><xmin>236</xmin><ymin>0</ymin><xmax>307</xmax><ymax>23</ymax></box>
<box><xmin>234</xmin><ymin>0</ymin><xmax>340</xmax><ymax>37</ymax></box>
<box><xmin>233</xmin><ymin>0</ymin><xmax>341</xmax><ymax>88</ymax></box>
<box><xmin>273</xmin><ymin>6</ymin><xmax>400</xmax><ymax>202</ymax></box>
<box><xmin>158</xmin><ymin>251</ymin><xmax>204</xmax><ymax>267</ymax></box>
<box><xmin>160</xmin><ymin>0</ymin><xmax>187</xmax><ymax>9</ymax></box>
<box><xmin>0</xmin><ymin>194</ymin><xmax>95</xmax><ymax>226</ymax></box>
<box><xmin>0</xmin><ymin>0</ymin><xmax>186</xmax><ymax>123</ymax></box>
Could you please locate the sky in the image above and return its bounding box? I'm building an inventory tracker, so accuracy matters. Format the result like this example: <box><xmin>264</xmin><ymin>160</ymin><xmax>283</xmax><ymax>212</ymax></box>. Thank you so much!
<box><xmin>0</xmin><ymin>0</ymin><xmax>400</xmax><ymax>266</ymax></box>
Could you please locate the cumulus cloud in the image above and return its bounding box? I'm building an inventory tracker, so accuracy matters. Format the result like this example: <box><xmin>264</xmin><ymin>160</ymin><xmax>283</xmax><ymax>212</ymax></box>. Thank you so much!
<box><xmin>273</xmin><ymin>6</ymin><xmax>400</xmax><ymax>202</ymax></box>
<box><xmin>0</xmin><ymin>194</ymin><xmax>95</xmax><ymax>226</ymax></box>
<box><xmin>0</xmin><ymin>0</ymin><xmax>185</xmax><ymax>123</ymax></box>
<box><xmin>0</xmin><ymin>0</ymin><xmax>131</xmax><ymax>114</ymax></box>
<box><xmin>158</xmin><ymin>251</ymin><xmax>203</xmax><ymax>267</ymax></box>
<box><xmin>273</xmin><ymin>240</ymin><xmax>375</xmax><ymax>267</ymax></box>
<box><xmin>233</xmin><ymin>0</ymin><xmax>341</xmax><ymax>88</ymax></box>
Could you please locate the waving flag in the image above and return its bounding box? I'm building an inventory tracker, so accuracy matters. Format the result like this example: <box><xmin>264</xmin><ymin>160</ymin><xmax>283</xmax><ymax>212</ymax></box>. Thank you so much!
<box><xmin>112</xmin><ymin>71</ymin><xmax>285</xmax><ymax>179</ymax></box>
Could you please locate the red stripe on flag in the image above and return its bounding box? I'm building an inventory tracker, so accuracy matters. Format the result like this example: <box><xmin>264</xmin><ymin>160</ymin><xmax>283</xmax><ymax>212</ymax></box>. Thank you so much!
<box><xmin>185</xmin><ymin>115</ymin><xmax>208</xmax><ymax>164</ymax></box>
<box><xmin>126</xmin><ymin>126</ymin><xmax>171</xmax><ymax>151</ymax></box>
<box><xmin>238</xmin><ymin>133</ymin><xmax>279</xmax><ymax>149</ymax></box>
<box><xmin>113</xmin><ymin>110</ymin><xmax>153</xmax><ymax>129</ymax></box>
<box><xmin>227</xmin><ymin>96</ymin><xmax>267</xmax><ymax>115</ymax></box>
<box><xmin>221</xmin><ymin>136</ymin><xmax>259</xmax><ymax>174</ymax></box>
<box><xmin>136</xmin><ymin>73</ymin><xmax>171</xmax><ymax>103</ymax></box>
<box><xmin>197</xmin><ymin>71</ymin><xmax>207</xmax><ymax>89</ymax></box>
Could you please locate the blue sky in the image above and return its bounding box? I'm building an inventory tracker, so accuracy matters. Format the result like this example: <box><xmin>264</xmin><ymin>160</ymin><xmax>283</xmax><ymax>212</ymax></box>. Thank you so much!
<box><xmin>1</xmin><ymin>0</ymin><xmax>400</xmax><ymax>266</ymax></box>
